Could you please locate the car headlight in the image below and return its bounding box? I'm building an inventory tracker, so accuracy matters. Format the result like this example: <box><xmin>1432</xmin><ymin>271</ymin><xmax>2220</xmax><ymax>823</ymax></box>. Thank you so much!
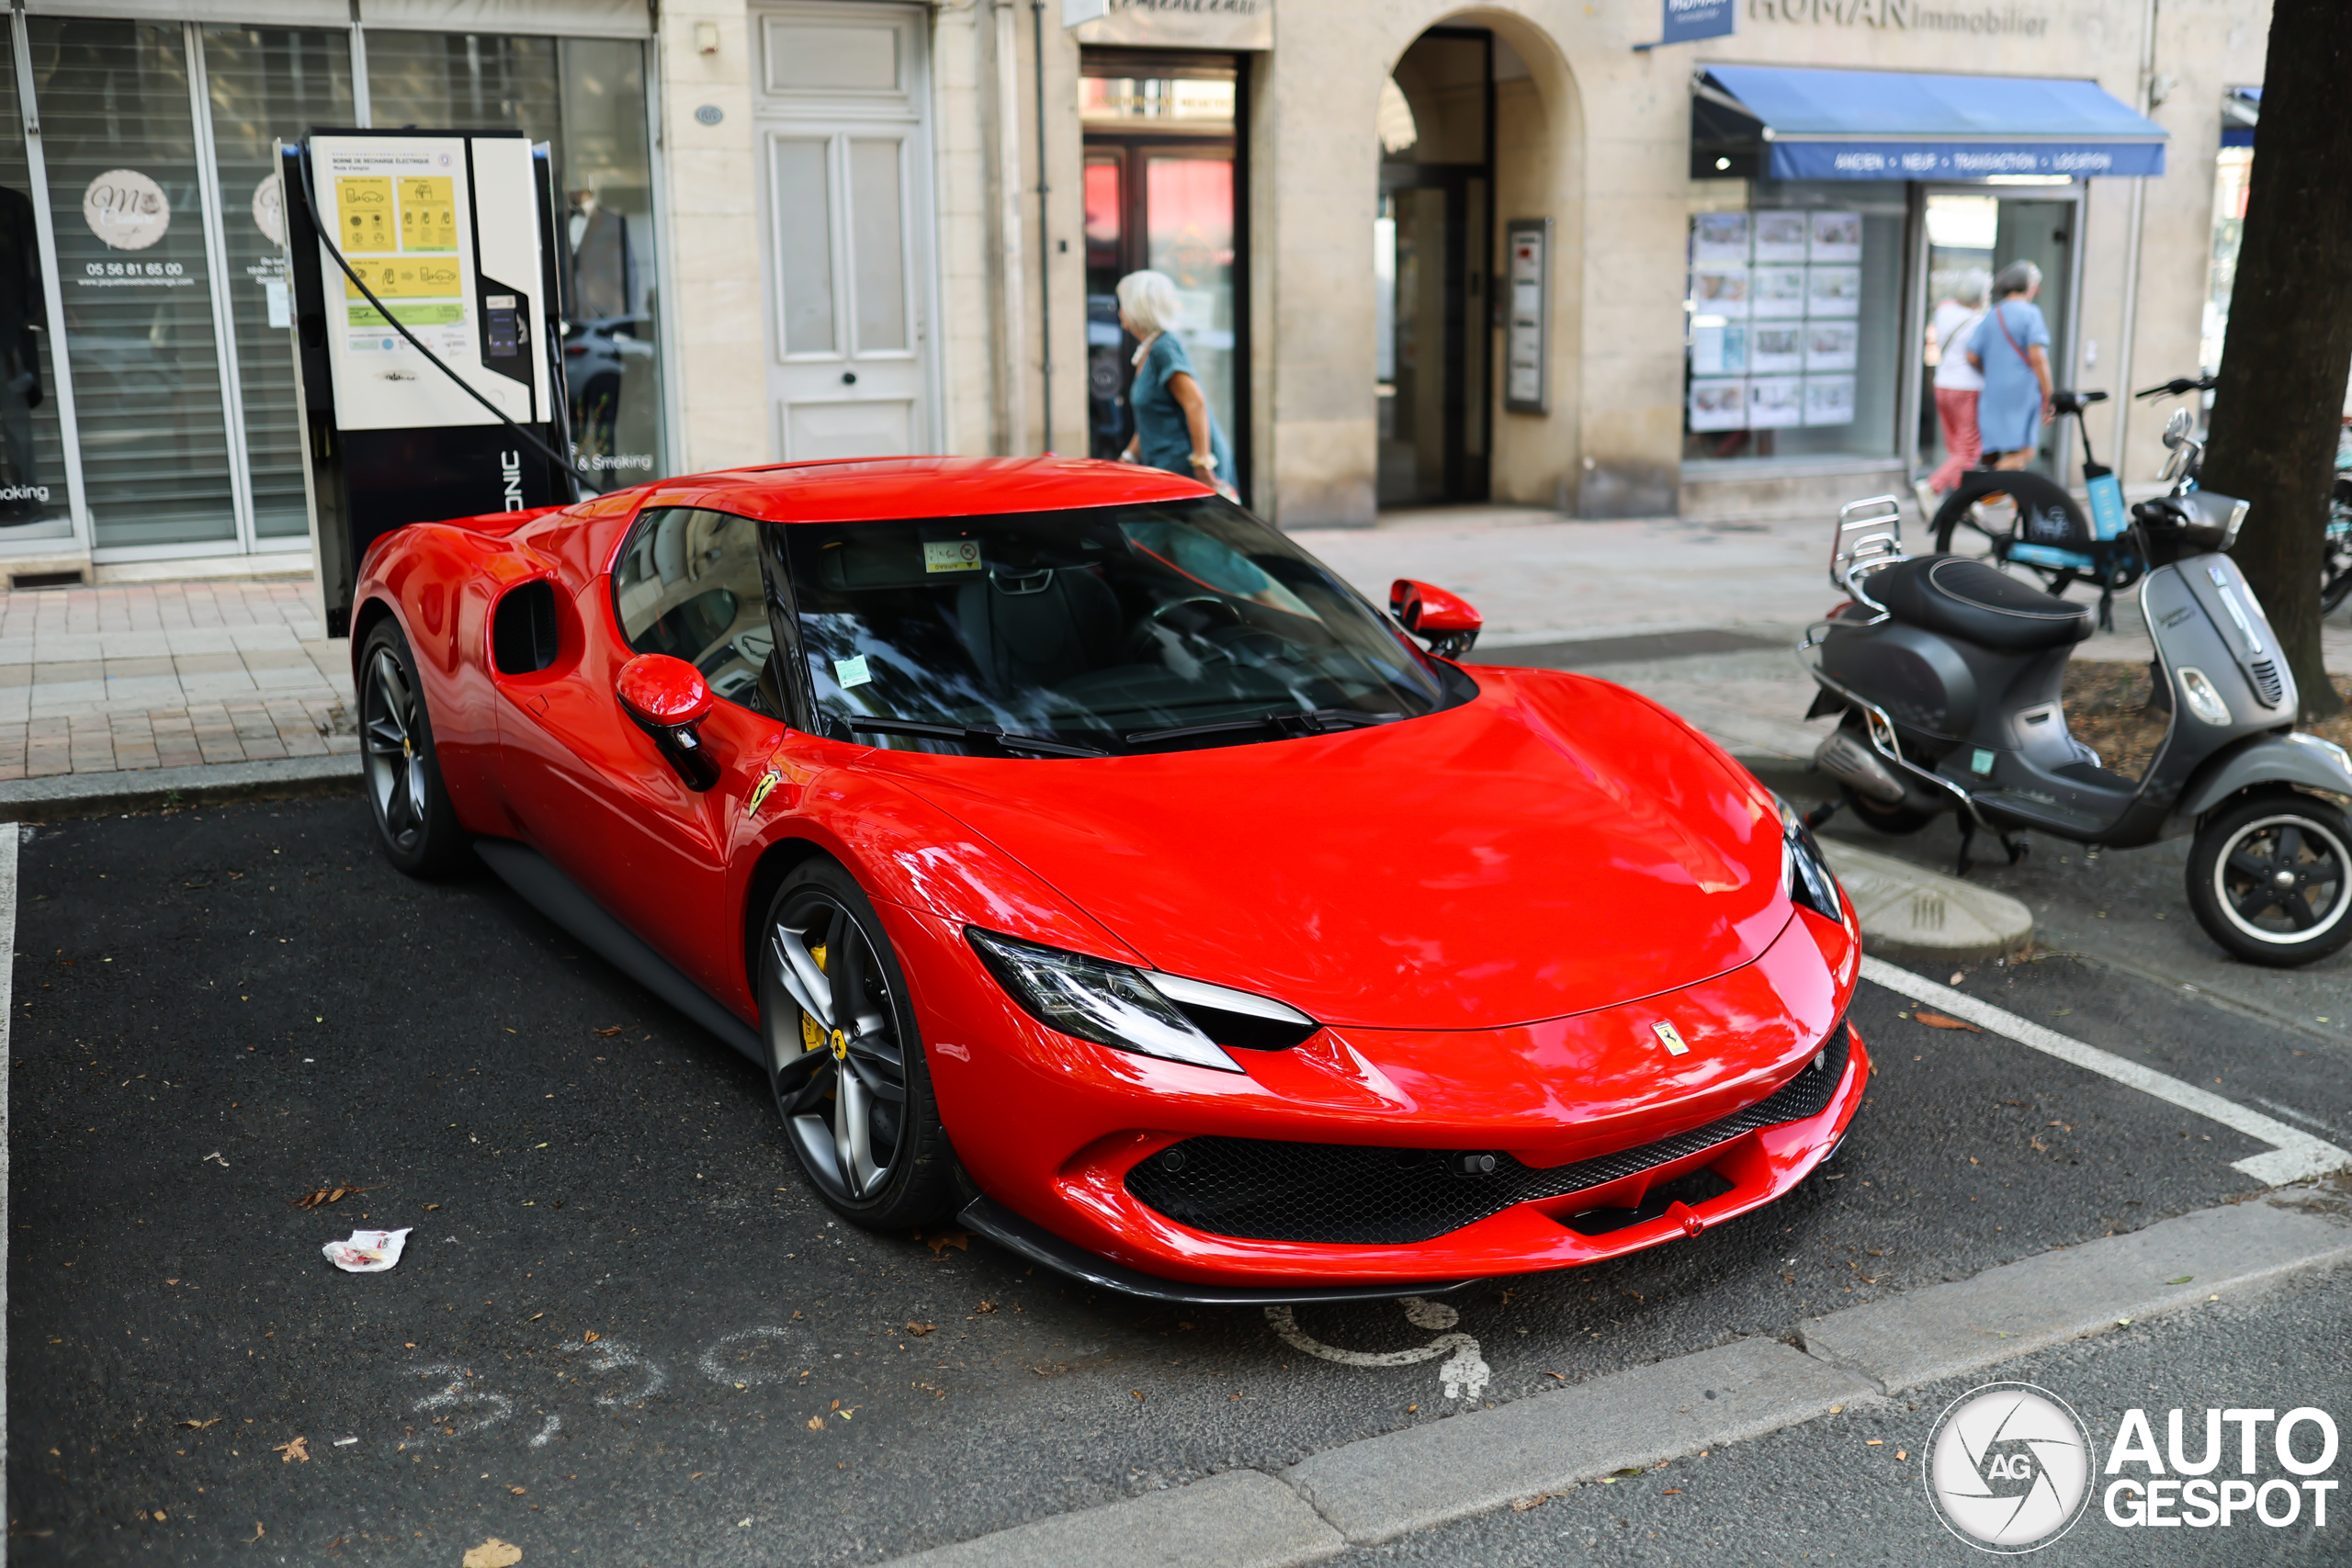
<box><xmin>967</xmin><ymin>930</ymin><xmax>1319</xmax><ymax>1073</ymax></box>
<box><xmin>1780</xmin><ymin>797</ymin><xmax>1846</xmax><ymax>925</ymax></box>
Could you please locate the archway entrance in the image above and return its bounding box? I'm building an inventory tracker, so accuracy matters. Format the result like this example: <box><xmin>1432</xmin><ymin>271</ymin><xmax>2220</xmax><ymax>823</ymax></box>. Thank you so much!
<box><xmin>1375</xmin><ymin>27</ymin><xmax>1500</xmax><ymax>509</ymax></box>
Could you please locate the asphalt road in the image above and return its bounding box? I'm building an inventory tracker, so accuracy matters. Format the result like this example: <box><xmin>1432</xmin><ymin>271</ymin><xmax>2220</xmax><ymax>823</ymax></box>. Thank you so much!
<box><xmin>8</xmin><ymin>796</ymin><xmax>2348</xmax><ymax>1565</ymax></box>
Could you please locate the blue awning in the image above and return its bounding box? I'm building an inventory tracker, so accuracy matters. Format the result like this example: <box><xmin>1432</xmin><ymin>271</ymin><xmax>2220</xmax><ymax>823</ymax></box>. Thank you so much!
<box><xmin>2222</xmin><ymin>86</ymin><xmax>2259</xmax><ymax>150</ymax></box>
<box><xmin>1696</xmin><ymin>64</ymin><xmax>2167</xmax><ymax>181</ymax></box>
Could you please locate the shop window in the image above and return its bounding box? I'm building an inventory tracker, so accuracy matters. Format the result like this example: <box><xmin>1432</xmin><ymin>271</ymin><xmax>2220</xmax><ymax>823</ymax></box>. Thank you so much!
<box><xmin>31</xmin><ymin>17</ymin><xmax>239</xmax><ymax>547</ymax></box>
<box><xmin>200</xmin><ymin>24</ymin><xmax>356</xmax><ymax>541</ymax></box>
<box><xmin>368</xmin><ymin>31</ymin><xmax>663</xmax><ymax>488</ymax></box>
<box><xmin>1683</xmin><ymin>183</ymin><xmax>1905</xmax><ymax>465</ymax></box>
<box><xmin>0</xmin><ymin>17</ymin><xmax>70</xmax><ymax>540</ymax></box>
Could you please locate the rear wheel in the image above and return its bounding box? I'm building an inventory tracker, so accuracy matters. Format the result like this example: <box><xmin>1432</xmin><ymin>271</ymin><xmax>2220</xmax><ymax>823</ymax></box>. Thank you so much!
<box><xmin>359</xmin><ymin>619</ymin><xmax>467</xmax><ymax>876</ymax></box>
<box><xmin>2186</xmin><ymin>792</ymin><xmax>2352</xmax><ymax>966</ymax></box>
<box><xmin>755</xmin><ymin>859</ymin><xmax>957</xmax><ymax>1227</ymax></box>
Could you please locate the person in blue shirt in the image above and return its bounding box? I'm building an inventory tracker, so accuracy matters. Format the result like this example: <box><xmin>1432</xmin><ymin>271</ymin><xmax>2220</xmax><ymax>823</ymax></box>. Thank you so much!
<box><xmin>1114</xmin><ymin>269</ymin><xmax>1234</xmax><ymax>494</ymax></box>
<box><xmin>1966</xmin><ymin>260</ymin><xmax>2053</xmax><ymax>471</ymax></box>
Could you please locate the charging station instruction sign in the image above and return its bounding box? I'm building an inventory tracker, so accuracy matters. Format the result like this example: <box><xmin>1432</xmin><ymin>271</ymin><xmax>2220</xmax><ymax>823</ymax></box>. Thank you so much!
<box><xmin>309</xmin><ymin>134</ymin><xmax>546</xmax><ymax>433</ymax></box>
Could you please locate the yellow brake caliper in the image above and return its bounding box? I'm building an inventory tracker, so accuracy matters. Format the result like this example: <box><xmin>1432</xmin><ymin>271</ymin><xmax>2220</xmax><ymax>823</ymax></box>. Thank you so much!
<box><xmin>799</xmin><ymin>943</ymin><xmax>829</xmax><ymax>1054</ymax></box>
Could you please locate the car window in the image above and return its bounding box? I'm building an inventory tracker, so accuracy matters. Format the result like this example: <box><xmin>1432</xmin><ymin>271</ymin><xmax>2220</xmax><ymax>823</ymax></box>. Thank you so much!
<box><xmin>772</xmin><ymin>496</ymin><xmax>1470</xmax><ymax>756</ymax></box>
<box><xmin>611</xmin><ymin>507</ymin><xmax>782</xmax><ymax>716</ymax></box>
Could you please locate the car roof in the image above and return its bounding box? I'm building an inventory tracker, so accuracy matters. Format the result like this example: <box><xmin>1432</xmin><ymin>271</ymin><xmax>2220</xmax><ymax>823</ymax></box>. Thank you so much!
<box><xmin>621</xmin><ymin>455</ymin><xmax>1214</xmax><ymax>525</ymax></box>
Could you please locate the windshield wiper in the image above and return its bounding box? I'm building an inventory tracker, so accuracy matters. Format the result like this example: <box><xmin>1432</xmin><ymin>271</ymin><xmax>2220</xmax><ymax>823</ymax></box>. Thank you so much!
<box><xmin>1123</xmin><ymin>708</ymin><xmax>1404</xmax><ymax>748</ymax></box>
<box><xmin>837</xmin><ymin>716</ymin><xmax>1111</xmax><ymax>759</ymax></box>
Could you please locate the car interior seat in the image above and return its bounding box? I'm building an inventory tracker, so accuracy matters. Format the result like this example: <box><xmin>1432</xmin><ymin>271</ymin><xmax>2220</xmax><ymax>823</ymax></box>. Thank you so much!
<box><xmin>955</xmin><ymin>567</ymin><xmax>1122</xmax><ymax>691</ymax></box>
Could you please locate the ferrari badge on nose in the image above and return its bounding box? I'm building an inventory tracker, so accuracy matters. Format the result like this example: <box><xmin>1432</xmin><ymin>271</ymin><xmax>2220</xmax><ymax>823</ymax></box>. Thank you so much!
<box><xmin>1652</xmin><ymin>1021</ymin><xmax>1690</xmax><ymax>1056</ymax></box>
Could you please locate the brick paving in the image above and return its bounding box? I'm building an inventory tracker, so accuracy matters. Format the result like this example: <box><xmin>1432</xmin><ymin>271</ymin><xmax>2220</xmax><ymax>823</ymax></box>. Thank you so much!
<box><xmin>0</xmin><ymin>578</ymin><xmax>356</xmax><ymax>781</ymax></box>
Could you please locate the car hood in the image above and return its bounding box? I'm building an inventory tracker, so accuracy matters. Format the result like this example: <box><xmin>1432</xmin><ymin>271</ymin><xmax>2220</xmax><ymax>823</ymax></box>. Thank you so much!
<box><xmin>872</xmin><ymin>668</ymin><xmax>1793</xmax><ymax>1031</ymax></box>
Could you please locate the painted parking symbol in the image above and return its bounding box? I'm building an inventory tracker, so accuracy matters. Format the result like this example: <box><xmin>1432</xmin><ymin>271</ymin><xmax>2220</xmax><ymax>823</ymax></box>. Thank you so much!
<box><xmin>1264</xmin><ymin>1297</ymin><xmax>1492</xmax><ymax>1401</ymax></box>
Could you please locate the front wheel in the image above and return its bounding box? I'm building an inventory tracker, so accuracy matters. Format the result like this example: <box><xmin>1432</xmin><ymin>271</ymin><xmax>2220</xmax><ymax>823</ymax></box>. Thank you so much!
<box><xmin>755</xmin><ymin>858</ymin><xmax>958</xmax><ymax>1228</ymax></box>
<box><xmin>2186</xmin><ymin>792</ymin><xmax>2352</xmax><ymax>966</ymax></box>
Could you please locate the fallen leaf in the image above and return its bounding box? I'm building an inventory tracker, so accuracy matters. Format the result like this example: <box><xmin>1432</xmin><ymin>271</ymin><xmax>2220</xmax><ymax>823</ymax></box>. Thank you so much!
<box><xmin>509</xmin><ymin>1486</ymin><xmax>526</xmax><ymax>1495</ymax></box>
<box><xmin>177</xmin><ymin>1418</ymin><xmax>220</xmax><ymax>1430</ymax></box>
<box><xmin>594</xmin><ymin>1025</ymin><xmax>625</xmax><ymax>1037</ymax></box>
<box><xmin>926</xmin><ymin>1231</ymin><xmax>971</xmax><ymax>1258</ymax></box>
<box><xmin>1610</xmin><ymin>1466</ymin><xmax>1644</xmax><ymax>1478</ymax></box>
<box><xmin>806</xmin><ymin>1416</ymin><xmax>825</xmax><ymax>1431</ymax></box>
<box><xmin>1544</xmin><ymin>1371</ymin><xmax>1566</xmax><ymax>1381</ymax></box>
<box><xmin>1913</xmin><ymin>1011</ymin><xmax>1983</xmax><ymax>1032</ymax></box>
<box><xmin>582</xmin><ymin>1330</ymin><xmax>601</xmax><ymax>1344</ymax></box>
<box><xmin>274</xmin><ymin>1437</ymin><xmax>310</xmax><ymax>1464</ymax></box>
<box><xmin>152</xmin><ymin>1509</ymin><xmax>166</xmax><ymax>1521</ymax></box>
<box><xmin>246</xmin><ymin>1523</ymin><xmax>264</xmax><ymax>1544</ymax></box>
<box><xmin>1867</xmin><ymin>1439</ymin><xmax>1883</xmax><ymax>1446</ymax></box>
<box><xmin>906</xmin><ymin>1321</ymin><xmax>935</xmax><ymax>1336</ymax></box>
<box><xmin>1662</xmin><ymin>1488</ymin><xmax>1684</xmax><ymax>1495</ymax></box>
<box><xmin>975</xmin><ymin>1300</ymin><xmax>998</xmax><ymax>1314</ymax></box>
<box><xmin>1132</xmin><ymin>1390</ymin><xmax>1146</xmax><ymax>1402</ymax></box>
<box><xmin>461</xmin><ymin>1540</ymin><xmax>523</xmax><ymax>1568</ymax></box>
<box><xmin>2166</xmin><ymin>1275</ymin><xmax>2193</xmax><ymax>1284</ymax></box>
<box><xmin>1897</xmin><ymin>1450</ymin><xmax>1908</xmax><ymax>1461</ymax></box>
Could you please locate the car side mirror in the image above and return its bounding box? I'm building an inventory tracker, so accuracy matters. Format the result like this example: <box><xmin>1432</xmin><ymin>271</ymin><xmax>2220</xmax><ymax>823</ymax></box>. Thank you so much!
<box><xmin>616</xmin><ymin>653</ymin><xmax>721</xmax><ymax>792</ymax></box>
<box><xmin>1389</xmin><ymin>578</ymin><xmax>1483</xmax><ymax>659</ymax></box>
<box><xmin>2161</xmin><ymin>408</ymin><xmax>2194</xmax><ymax>449</ymax></box>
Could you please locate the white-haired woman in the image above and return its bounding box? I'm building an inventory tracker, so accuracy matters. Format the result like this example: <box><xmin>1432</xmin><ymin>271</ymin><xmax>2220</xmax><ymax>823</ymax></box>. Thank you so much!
<box><xmin>1966</xmin><ymin>260</ymin><xmax>2052</xmax><ymax>471</ymax></box>
<box><xmin>1115</xmin><ymin>270</ymin><xmax>1233</xmax><ymax>494</ymax></box>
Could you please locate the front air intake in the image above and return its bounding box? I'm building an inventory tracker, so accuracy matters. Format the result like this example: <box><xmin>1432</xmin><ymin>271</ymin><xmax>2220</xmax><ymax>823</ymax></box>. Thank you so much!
<box><xmin>2249</xmin><ymin>658</ymin><xmax>2284</xmax><ymax>708</ymax></box>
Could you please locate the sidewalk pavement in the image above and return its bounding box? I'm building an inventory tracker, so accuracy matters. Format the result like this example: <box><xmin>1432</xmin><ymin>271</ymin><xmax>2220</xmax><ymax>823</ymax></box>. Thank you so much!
<box><xmin>0</xmin><ymin>578</ymin><xmax>356</xmax><ymax>781</ymax></box>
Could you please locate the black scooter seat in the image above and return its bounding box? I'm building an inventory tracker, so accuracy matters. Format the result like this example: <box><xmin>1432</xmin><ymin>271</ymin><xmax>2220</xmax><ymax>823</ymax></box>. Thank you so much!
<box><xmin>1870</xmin><ymin>556</ymin><xmax>2093</xmax><ymax>653</ymax></box>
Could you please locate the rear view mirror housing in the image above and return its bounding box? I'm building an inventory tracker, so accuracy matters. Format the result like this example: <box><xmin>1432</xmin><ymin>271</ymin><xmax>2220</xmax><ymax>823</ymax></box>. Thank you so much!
<box><xmin>616</xmin><ymin>653</ymin><xmax>722</xmax><ymax>791</ymax></box>
<box><xmin>2161</xmin><ymin>408</ymin><xmax>2194</xmax><ymax>448</ymax></box>
<box><xmin>1389</xmin><ymin>579</ymin><xmax>1484</xmax><ymax>660</ymax></box>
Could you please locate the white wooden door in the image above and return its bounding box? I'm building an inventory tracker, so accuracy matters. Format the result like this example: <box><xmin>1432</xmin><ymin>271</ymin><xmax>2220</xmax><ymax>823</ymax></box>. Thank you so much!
<box><xmin>755</xmin><ymin>4</ymin><xmax>937</xmax><ymax>460</ymax></box>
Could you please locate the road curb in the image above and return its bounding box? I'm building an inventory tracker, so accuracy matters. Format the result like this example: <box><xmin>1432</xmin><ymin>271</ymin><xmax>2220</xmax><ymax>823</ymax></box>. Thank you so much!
<box><xmin>1823</xmin><ymin>839</ymin><xmax>2034</xmax><ymax>964</ymax></box>
<box><xmin>868</xmin><ymin>1190</ymin><xmax>2351</xmax><ymax>1568</ymax></box>
<box><xmin>0</xmin><ymin>753</ymin><xmax>360</xmax><ymax>821</ymax></box>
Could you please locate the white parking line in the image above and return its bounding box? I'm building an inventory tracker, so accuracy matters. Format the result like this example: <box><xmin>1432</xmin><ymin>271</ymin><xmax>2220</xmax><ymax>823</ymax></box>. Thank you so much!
<box><xmin>2</xmin><ymin>824</ymin><xmax>17</xmax><ymax>1544</ymax></box>
<box><xmin>1860</xmin><ymin>955</ymin><xmax>2351</xmax><ymax>1186</ymax></box>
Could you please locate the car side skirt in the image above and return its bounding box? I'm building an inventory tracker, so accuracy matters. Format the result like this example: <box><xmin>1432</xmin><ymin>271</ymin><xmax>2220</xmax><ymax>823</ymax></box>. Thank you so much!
<box><xmin>473</xmin><ymin>836</ymin><xmax>763</xmax><ymax>1065</ymax></box>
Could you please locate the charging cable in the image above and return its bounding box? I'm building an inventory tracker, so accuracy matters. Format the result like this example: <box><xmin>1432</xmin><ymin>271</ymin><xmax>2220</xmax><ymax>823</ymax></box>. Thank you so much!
<box><xmin>293</xmin><ymin>143</ymin><xmax>585</xmax><ymax>502</ymax></box>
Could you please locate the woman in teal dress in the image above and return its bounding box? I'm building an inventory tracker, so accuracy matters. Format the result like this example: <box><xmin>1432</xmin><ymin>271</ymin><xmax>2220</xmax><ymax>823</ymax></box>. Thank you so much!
<box><xmin>1966</xmin><ymin>260</ymin><xmax>2053</xmax><ymax>471</ymax></box>
<box><xmin>1114</xmin><ymin>270</ymin><xmax>1234</xmax><ymax>494</ymax></box>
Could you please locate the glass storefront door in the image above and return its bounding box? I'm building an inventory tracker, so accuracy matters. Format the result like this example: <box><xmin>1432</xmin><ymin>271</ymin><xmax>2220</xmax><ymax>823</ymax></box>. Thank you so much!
<box><xmin>30</xmin><ymin>17</ymin><xmax>239</xmax><ymax>549</ymax></box>
<box><xmin>199</xmin><ymin>24</ymin><xmax>356</xmax><ymax>540</ymax></box>
<box><xmin>0</xmin><ymin>17</ymin><xmax>72</xmax><ymax>541</ymax></box>
<box><xmin>1080</xmin><ymin>53</ymin><xmax>1245</xmax><ymax>495</ymax></box>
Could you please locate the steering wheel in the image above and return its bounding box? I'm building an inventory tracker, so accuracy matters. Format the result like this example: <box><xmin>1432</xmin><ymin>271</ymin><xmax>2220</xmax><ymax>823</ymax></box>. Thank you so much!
<box><xmin>1126</xmin><ymin>596</ymin><xmax>1247</xmax><ymax>664</ymax></box>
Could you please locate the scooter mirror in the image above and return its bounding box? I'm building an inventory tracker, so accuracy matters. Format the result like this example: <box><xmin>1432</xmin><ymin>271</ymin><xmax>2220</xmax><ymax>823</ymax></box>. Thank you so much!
<box><xmin>2161</xmin><ymin>408</ymin><xmax>2194</xmax><ymax>449</ymax></box>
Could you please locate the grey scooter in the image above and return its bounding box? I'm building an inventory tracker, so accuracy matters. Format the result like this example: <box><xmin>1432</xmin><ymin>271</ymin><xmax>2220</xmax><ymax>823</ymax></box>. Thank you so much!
<box><xmin>1798</xmin><ymin>410</ymin><xmax>2352</xmax><ymax>966</ymax></box>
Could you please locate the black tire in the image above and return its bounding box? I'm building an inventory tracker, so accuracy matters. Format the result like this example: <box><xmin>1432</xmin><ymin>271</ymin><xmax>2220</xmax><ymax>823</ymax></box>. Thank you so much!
<box><xmin>2185</xmin><ymin>791</ymin><xmax>2352</xmax><ymax>967</ymax></box>
<box><xmin>754</xmin><ymin>858</ymin><xmax>957</xmax><ymax>1228</ymax></box>
<box><xmin>1841</xmin><ymin>784</ymin><xmax>1932</xmax><ymax>836</ymax></box>
<box><xmin>358</xmin><ymin>618</ymin><xmax>468</xmax><ymax>877</ymax></box>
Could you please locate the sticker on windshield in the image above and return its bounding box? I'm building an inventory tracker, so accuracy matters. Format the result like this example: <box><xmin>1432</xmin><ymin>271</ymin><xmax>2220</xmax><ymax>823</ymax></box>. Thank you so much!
<box><xmin>833</xmin><ymin>655</ymin><xmax>872</xmax><ymax>688</ymax></box>
<box><xmin>922</xmin><ymin>539</ymin><xmax>982</xmax><ymax>573</ymax></box>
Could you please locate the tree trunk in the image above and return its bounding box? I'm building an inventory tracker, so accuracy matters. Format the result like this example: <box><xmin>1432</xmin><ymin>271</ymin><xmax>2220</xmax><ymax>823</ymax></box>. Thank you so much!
<box><xmin>2199</xmin><ymin>0</ymin><xmax>2352</xmax><ymax>723</ymax></box>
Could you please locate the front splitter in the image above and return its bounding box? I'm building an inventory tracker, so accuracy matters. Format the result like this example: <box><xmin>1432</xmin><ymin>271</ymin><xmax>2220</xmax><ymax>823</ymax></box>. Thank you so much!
<box><xmin>957</xmin><ymin>1196</ymin><xmax>1481</xmax><ymax>1306</ymax></box>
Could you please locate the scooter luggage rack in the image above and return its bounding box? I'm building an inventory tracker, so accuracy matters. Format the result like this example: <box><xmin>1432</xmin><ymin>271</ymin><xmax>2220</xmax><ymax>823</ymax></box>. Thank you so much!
<box><xmin>1828</xmin><ymin>494</ymin><xmax>1906</xmax><ymax>623</ymax></box>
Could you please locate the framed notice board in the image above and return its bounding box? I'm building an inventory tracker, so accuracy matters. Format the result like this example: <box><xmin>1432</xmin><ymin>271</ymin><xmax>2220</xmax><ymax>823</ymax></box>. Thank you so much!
<box><xmin>1503</xmin><ymin>218</ymin><xmax>1551</xmax><ymax>415</ymax></box>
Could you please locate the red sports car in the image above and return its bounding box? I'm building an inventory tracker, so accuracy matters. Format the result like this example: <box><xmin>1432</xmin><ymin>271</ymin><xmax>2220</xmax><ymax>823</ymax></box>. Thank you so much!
<box><xmin>354</xmin><ymin>457</ymin><xmax>1866</xmax><ymax>1304</ymax></box>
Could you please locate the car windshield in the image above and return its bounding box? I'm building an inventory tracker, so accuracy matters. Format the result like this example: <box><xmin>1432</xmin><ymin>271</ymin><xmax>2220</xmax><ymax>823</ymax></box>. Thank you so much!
<box><xmin>775</xmin><ymin>498</ymin><xmax>1468</xmax><ymax>755</ymax></box>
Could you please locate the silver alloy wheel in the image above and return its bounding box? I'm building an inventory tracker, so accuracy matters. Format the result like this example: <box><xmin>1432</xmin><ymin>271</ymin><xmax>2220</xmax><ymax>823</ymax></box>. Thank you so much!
<box><xmin>763</xmin><ymin>891</ymin><xmax>909</xmax><ymax>1201</ymax></box>
<box><xmin>2210</xmin><ymin>811</ymin><xmax>2351</xmax><ymax>945</ymax></box>
<box><xmin>362</xmin><ymin>646</ymin><xmax>429</xmax><ymax>852</ymax></box>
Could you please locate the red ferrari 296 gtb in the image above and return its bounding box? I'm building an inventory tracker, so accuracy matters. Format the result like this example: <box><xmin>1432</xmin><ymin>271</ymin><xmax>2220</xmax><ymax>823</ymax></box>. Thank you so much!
<box><xmin>354</xmin><ymin>457</ymin><xmax>1866</xmax><ymax>1304</ymax></box>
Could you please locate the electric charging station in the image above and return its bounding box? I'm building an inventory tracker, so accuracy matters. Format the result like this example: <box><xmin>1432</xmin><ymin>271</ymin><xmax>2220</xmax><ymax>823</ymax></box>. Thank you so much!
<box><xmin>278</xmin><ymin>130</ymin><xmax>574</xmax><ymax>638</ymax></box>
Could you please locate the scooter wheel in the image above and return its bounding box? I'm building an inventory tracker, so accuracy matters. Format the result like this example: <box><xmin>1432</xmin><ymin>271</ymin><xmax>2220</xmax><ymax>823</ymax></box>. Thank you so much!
<box><xmin>2186</xmin><ymin>791</ymin><xmax>2352</xmax><ymax>966</ymax></box>
<box><xmin>1841</xmin><ymin>784</ymin><xmax>1932</xmax><ymax>836</ymax></box>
